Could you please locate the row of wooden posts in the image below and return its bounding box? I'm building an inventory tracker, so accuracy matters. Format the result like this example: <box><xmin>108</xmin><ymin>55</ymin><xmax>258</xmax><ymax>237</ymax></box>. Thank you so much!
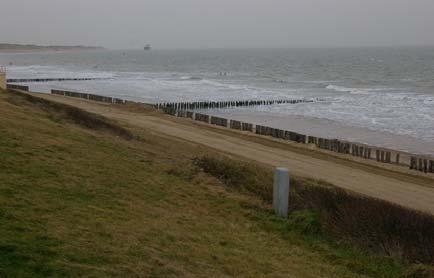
<box><xmin>6</xmin><ymin>83</ymin><xmax>29</xmax><ymax>91</ymax></box>
<box><xmin>176</xmin><ymin>109</ymin><xmax>391</xmax><ymax>160</ymax></box>
<box><xmin>7</xmin><ymin>85</ymin><xmax>433</xmax><ymax>175</ymax></box>
<box><xmin>7</xmin><ymin>77</ymin><xmax>110</xmax><ymax>83</ymax></box>
<box><xmin>155</xmin><ymin>98</ymin><xmax>316</xmax><ymax>111</ymax></box>
<box><xmin>51</xmin><ymin>89</ymin><xmax>126</xmax><ymax>104</ymax></box>
<box><xmin>256</xmin><ymin>125</ymin><xmax>307</xmax><ymax>143</ymax></box>
<box><xmin>229</xmin><ymin>120</ymin><xmax>254</xmax><ymax>132</ymax></box>
<box><xmin>410</xmin><ymin>157</ymin><xmax>434</xmax><ymax>173</ymax></box>
<box><xmin>172</xmin><ymin>109</ymin><xmax>434</xmax><ymax>173</ymax></box>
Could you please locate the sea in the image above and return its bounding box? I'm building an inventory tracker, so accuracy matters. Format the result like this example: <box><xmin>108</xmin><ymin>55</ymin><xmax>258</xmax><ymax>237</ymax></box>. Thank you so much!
<box><xmin>1</xmin><ymin>47</ymin><xmax>434</xmax><ymax>155</ymax></box>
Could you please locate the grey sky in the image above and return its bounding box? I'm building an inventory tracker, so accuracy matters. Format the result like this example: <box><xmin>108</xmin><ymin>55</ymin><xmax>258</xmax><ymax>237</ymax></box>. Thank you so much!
<box><xmin>1</xmin><ymin>0</ymin><xmax>433</xmax><ymax>49</ymax></box>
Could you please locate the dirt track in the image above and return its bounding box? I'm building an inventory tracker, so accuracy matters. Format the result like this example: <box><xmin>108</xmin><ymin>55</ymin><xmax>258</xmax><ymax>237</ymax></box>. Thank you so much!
<box><xmin>34</xmin><ymin>93</ymin><xmax>434</xmax><ymax>214</ymax></box>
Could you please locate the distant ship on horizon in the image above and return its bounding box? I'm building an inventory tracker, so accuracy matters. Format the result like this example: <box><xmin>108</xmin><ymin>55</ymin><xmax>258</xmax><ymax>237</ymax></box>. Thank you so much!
<box><xmin>144</xmin><ymin>44</ymin><xmax>151</xmax><ymax>50</ymax></box>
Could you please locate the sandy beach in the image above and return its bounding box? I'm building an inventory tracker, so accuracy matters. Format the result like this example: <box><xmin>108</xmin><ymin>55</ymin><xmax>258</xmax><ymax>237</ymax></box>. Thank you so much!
<box><xmin>203</xmin><ymin>109</ymin><xmax>434</xmax><ymax>156</ymax></box>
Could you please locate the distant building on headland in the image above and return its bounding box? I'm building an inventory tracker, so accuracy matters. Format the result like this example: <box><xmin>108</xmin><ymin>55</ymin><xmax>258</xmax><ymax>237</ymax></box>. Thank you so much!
<box><xmin>0</xmin><ymin>43</ymin><xmax>104</xmax><ymax>52</ymax></box>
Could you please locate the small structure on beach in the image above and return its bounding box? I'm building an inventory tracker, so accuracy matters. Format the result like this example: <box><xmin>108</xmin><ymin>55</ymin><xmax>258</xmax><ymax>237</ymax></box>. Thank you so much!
<box><xmin>0</xmin><ymin>66</ymin><xmax>6</xmax><ymax>90</ymax></box>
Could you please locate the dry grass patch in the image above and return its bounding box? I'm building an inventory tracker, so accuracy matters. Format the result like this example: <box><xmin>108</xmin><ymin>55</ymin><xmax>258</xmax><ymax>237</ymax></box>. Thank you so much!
<box><xmin>6</xmin><ymin>90</ymin><xmax>134</xmax><ymax>140</ymax></box>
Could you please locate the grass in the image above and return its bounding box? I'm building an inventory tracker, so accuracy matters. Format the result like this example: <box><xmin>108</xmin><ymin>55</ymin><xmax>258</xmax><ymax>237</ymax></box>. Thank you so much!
<box><xmin>0</xmin><ymin>89</ymin><xmax>430</xmax><ymax>277</ymax></box>
<box><xmin>7</xmin><ymin>90</ymin><xmax>134</xmax><ymax>140</ymax></box>
<box><xmin>195</xmin><ymin>155</ymin><xmax>434</xmax><ymax>277</ymax></box>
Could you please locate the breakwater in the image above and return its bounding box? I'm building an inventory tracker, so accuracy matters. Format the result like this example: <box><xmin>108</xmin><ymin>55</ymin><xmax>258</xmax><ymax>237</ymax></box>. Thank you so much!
<box><xmin>7</xmin><ymin>77</ymin><xmax>111</xmax><ymax>83</ymax></box>
<box><xmin>410</xmin><ymin>157</ymin><xmax>434</xmax><ymax>173</ymax></box>
<box><xmin>155</xmin><ymin>98</ymin><xmax>316</xmax><ymax>111</ymax></box>
<box><xmin>51</xmin><ymin>89</ymin><xmax>126</xmax><ymax>104</ymax></box>
<box><xmin>6</xmin><ymin>83</ymin><xmax>29</xmax><ymax>91</ymax></box>
<box><xmin>256</xmin><ymin>125</ymin><xmax>307</xmax><ymax>143</ymax></box>
<box><xmin>167</xmin><ymin>109</ymin><xmax>434</xmax><ymax>174</ymax></box>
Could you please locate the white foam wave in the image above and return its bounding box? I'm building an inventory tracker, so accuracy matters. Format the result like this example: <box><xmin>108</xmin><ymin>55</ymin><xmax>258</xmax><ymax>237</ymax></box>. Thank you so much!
<box><xmin>180</xmin><ymin>76</ymin><xmax>202</xmax><ymax>81</ymax></box>
<box><xmin>325</xmin><ymin>84</ymin><xmax>371</xmax><ymax>94</ymax></box>
<box><xmin>325</xmin><ymin>84</ymin><xmax>398</xmax><ymax>95</ymax></box>
<box><xmin>7</xmin><ymin>65</ymin><xmax>115</xmax><ymax>79</ymax></box>
<box><xmin>326</xmin><ymin>84</ymin><xmax>350</xmax><ymax>92</ymax></box>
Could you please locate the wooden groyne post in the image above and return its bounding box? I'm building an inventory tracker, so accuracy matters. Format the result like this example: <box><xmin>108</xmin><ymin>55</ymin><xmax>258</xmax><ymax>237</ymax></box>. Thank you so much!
<box><xmin>7</xmin><ymin>84</ymin><xmax>29</xmax><ymax>91</ymax></box>
<box><xmin>273</xmin><ymin>167</ymin><xmax>290</xmax><ymax>217</ymax></box>
<box><xmin>410</xmin><ymin>156</ymin><xmax>434</xmax><ymax>173</ymax></box>
<box><xmin>210</xmin><ymin>116</ymin><xmax>228</xmax><ymax>128</ymax></box>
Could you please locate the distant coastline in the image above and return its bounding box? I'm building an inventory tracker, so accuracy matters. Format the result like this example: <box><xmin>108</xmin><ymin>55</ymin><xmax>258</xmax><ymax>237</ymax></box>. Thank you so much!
<box><xmin>0</xmin><ymin>43</ymin><xmax>104</xmax><ymax>53</ymax></box>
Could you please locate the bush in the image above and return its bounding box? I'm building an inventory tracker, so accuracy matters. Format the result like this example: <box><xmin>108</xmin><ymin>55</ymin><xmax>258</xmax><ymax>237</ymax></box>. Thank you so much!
<box><xmin>196</xmin><ymin>155</ymin><xmax>434</xmax><ymax>265</ymax></box>
<box><xmin>291</xmin><ymin>184</ymin><xmax>434</xmax><ymax>263</ymax></box>
<box><xmin>193</xmin><ymin>156</ymin><xmax>273</xmax><ymax>201</ymax></box>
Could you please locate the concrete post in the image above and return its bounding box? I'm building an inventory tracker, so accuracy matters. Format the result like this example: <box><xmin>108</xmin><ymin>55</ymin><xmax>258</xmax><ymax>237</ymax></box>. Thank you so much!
<box><xmin>0</xmin><ymin>67</ymin><xmax>6</xmax><ymax>90</ymax></box>
<box><xmin>273</xmin><ymin>167</ymin><xmax>290</xmax><ymax>217</ymax></box>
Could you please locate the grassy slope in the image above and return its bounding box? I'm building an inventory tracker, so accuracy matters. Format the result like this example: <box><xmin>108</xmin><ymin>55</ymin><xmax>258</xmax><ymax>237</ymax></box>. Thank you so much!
<box><xmin>0</xmin><ymin>90</ymin><xmax>409</xmax><ymax>277</ymax></box>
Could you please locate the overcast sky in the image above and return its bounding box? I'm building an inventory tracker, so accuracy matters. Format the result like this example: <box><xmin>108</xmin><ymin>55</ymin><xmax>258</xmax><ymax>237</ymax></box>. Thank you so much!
<box><xmin>1</xmin><ymin>0</ymin><xmax>433</xmax><ymax>49</ymax></box>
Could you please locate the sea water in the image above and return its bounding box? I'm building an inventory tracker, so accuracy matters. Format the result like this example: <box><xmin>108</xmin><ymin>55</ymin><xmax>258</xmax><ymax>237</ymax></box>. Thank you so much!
<box><xmin>1</xmin><ymin>48</ymin><xmax>434</xmax><ymax>154</ymax></box>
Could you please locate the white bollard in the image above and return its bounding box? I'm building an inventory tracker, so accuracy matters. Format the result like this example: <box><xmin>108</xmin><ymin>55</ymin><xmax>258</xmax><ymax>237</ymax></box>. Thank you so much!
<box><xmin>273</xmin><ymin>167</ymin><xmax>290</xmax><ymax>217</ymax></box>
<box><xmin>0</xmin><ymin>67</ymin><xmax>6</xmax><ymax>90</ymax></box>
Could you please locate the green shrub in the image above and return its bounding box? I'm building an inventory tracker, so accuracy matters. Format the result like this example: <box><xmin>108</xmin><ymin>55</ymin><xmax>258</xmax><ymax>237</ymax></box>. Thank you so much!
<box><xmin>196</xmin><ymin>155</ymin><xmax>434</xmax><ymax>266</ymax></box>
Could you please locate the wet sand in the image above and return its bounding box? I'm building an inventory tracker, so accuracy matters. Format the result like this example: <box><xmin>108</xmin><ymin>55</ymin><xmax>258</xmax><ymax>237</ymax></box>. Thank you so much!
<box><xmin>204</xmin><ymin>109</ymin><xmax>434</xmax><ymax>158</ymax></box>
